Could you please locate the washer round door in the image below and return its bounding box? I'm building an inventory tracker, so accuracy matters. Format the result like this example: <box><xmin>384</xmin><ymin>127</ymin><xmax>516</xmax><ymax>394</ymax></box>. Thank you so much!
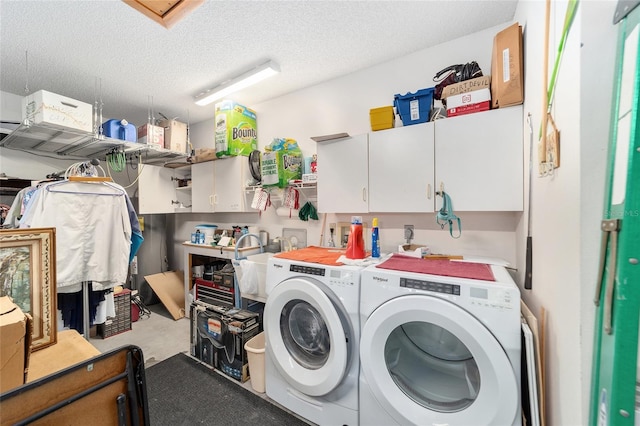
<box><xmin>264</xmin><ymin>277</ymin><xmax>350</xmax><ymax>396</ymax></box>
<box><xmin>360</xmin><ymin>294</ymin><xmax>519</xmax><ymax>426</ymax></box>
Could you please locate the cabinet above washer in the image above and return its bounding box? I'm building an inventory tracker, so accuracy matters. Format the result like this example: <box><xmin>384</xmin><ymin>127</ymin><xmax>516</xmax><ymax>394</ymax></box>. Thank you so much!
<box><xmin>317</xmin><ymin>105</ymin><xmax>524</xmax><ymax>213</ymax></box>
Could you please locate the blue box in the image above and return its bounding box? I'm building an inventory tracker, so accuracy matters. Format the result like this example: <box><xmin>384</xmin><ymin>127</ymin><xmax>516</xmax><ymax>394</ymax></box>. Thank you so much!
<box><xmin>101</xmin><ymin>119</ymin><xmax>137</xmax><ymax>142</ymax></box>
<box><xmin>393</xmin><ymin>87</ymin><xmax>435</xmax><ymax>126</ymax></box>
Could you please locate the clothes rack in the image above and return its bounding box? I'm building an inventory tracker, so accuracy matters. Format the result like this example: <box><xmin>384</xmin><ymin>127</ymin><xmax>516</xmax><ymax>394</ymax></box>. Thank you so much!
<box><xmin>18</xmin><ymin>174</ymin><xmax>142</xmax><ymax>341</ymax></box>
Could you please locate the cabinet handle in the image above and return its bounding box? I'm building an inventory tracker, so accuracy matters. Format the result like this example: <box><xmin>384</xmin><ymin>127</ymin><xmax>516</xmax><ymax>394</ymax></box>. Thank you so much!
<box><xmin>209</xmin><ymin>195</ymin><xmax>214</xmax><ymax>206</ymax></box>
<box><xmin>213</xmin><ymin>194</ymin><xmax>218</xmax><ymax>205</ymax></box>
<box><xmin>427</xmin><ymin>184</ymin><xmax>431</xmax><ymax>200</ymax></box>
<box><xmin>362</xmin><ymin>187</ymin><xmax>367</xmax><ymax>202</ymax></box>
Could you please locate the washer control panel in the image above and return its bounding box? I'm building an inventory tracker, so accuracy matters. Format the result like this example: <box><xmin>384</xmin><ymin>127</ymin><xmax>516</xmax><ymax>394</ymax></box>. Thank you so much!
<box><xmin>290</xmin><ymin>264</ymin><xmax>325</xmax><ymax>276</ymax></box>
<box><xmin>400</xmin><ymin>278</ymin><xmax>461</xmax><ymax>295</ymax></box>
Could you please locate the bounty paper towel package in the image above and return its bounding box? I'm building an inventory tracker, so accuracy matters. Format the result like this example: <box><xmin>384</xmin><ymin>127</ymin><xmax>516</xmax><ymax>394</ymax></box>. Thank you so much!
<box><xmin>261</xmin><ymin>138</ymin><xmax>303</xmax><ymax>188</ymax></box>
<box><xmin>215</xmin><ymin>100</ymin><xmax>258</xmax><ymax>158</ymax></box>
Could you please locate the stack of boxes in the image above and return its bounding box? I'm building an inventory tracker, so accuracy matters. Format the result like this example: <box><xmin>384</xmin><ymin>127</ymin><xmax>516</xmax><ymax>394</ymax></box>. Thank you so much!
<box><xmin>190</xmin><ymin>301</ymin><xmax>260</xmax><ymax>383</ymax></box>
<box><xmin>137</xmin><ymin>120</ymin><xmax>187</xmax><ymax>153</ymax></box>
<box><xmin>441</xmin><ymin>75</ymin><xmax>492</xmax><ymax>117</ymax></box>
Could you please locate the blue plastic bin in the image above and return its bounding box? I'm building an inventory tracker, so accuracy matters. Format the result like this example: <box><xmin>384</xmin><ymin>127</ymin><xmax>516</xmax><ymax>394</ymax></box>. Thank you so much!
<box><xmin>102</xmin><ymin>119</ymin><xmax>137</xmax><ymax>142</ymax></box>
<box><xmin>393</xmin><ymin>87</ymin><xmax>435</xmax><ymax>126</ymax></box>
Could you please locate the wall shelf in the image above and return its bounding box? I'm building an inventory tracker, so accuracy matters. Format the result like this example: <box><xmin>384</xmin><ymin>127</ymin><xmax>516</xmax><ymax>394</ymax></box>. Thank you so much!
<box><xmin>1</xmin><ymin>121</ymin><xmax>188</xmax><ymax>166</ymax></box>
<box><xmin>244</xmin><ymin>181</ymin><xmax>317</xmax><ymax>192</ymax></box>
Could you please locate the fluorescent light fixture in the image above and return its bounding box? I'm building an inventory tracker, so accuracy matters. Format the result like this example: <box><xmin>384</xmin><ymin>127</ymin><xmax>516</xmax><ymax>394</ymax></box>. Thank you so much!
<box><xmin>194</xmin><ymin>60</ymin><xmax>280</xmax><ymax>106</ymax></box>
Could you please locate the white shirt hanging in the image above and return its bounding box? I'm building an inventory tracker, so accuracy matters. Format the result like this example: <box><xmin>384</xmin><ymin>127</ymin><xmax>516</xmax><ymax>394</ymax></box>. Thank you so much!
<box><xmin>20</xmin><ymin>180</ymin><xmax>132</xmax><ymax>291</ymax></box>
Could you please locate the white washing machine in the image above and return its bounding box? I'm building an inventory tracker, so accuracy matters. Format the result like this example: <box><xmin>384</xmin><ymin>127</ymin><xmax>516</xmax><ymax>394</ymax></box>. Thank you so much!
<box><xmin>264</xmin><ymin>257</ymin><xmax>362</xmax><ymax>426</ymax></box>
<box><xmin>359</xmin><ymin>259</ymin><xmax>521</xmax><ymax>426</ymax></box>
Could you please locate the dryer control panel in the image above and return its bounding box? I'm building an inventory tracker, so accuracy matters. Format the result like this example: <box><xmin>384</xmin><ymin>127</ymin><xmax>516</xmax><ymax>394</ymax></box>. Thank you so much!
<box><xmin>290</xmin><ymin>264</ymin><xmax>358</xmax><ymax>287</ymax></box>
<box><xmin>400</xmin><ymin>278</ymin><xmax>461</xmax><ymax>295</ymax></box>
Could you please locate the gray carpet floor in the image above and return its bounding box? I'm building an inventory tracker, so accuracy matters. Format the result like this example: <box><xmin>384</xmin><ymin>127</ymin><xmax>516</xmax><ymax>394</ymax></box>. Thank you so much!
<box><xmin>144</xmin><ymin>353</ymin><xmax>309</xmax><ymax>425</ymax></box>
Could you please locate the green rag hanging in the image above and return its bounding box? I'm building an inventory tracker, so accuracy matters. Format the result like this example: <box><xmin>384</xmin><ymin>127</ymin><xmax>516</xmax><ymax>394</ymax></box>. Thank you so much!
<box><xmin>298</xmin><ymin>201</ymin><xmax>319</xmax><ymax>221</ymax></box>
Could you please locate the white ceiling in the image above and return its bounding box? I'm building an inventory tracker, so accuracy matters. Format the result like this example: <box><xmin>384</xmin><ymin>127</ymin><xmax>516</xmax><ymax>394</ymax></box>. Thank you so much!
<box><xmin>0</xmin><ymin>0</ymin><xmax>518</xmax><ymax>127</ymax></box>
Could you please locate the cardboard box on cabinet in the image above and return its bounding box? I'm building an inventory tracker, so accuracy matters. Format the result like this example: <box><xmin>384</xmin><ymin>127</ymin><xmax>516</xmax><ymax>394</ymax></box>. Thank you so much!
<box><xmin>22</xmin><ymin>90</ymin><xmax>93</xmax><ymax>133</ymax></box>
<box><xmin>0</xmin><ymin>296</ymin><xmax>32</xmax><ymax>393</ymax></box>
<box><xmin>446</xmin><ymin>88</ymin><xmax>491</xmax><ymax>117</ymax></box>
<box><xmin>491</xmin><ymin>22</ymin><xmax>524</xmax><ymax>108</ymax></box>
<box><xmin>192</xmin><ymin>148</ymin><xmax>217</xmax><ymax>163</ymax></box>
<box><xmin>441</xmin><ymin>75</ymin><xmax>492</xmax><ymax>99</ymax></box>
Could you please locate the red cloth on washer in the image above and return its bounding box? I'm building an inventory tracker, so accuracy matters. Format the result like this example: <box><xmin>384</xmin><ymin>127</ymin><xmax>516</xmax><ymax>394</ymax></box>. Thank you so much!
<box><xmin>377</xmin><ymin>254</ymin><xmax>495</xmax><ymax>281</ymax></box>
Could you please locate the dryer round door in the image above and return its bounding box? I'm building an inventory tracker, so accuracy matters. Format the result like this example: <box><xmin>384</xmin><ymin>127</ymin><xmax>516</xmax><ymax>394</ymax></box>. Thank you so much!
<box><xmin>360</xmin><ymin>294</ymin><xmax>519</xmax><ymax>426</ymax></box>
<box><xmin>264</xmin><ymin>277</ymin><xmax>349</xmax><ymax>396</ymax></box>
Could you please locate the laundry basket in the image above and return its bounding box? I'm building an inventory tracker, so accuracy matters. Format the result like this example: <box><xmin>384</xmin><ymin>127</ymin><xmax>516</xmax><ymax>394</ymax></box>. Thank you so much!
<box><xmin>244</xmin><ymin>331</ymin><xmax>266</xmax><ymax>393</ymax></box>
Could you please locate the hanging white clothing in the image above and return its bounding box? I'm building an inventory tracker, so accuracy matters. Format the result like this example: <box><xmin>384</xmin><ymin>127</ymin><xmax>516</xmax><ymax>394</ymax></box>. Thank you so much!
<box><xmin>19</xmin><ymin>180</ymin><xmax>132</xmax><ymax>291</ymax></box>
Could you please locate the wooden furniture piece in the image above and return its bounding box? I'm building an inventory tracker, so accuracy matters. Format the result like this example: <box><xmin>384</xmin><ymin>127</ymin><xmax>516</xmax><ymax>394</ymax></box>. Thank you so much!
<box><xmin>1</xmin><ymin>343</ymin><xmax>148</xmax><ymax>425</ymax></box>
<box><xmin>27</xmin><ymin>329</ymin><xmax>101</xmax><ymax>383</ymax></box>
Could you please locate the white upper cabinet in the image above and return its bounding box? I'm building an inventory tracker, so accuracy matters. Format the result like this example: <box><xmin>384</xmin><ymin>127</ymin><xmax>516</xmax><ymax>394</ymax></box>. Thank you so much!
<box><xmin>214</xmin><ymin>156</ymin><xmax>251</xmax><ymax>212</ymax></box>
<box><xmin>191</xmin><ymin>161</ymin><xmax>215</xmax><ymax>212</ymax></box>
<box><xmin>138</xmin><ymin>165</ymin><xmax>191</xmax><ymax>214</ymax></box>
<box><xmin>191</xmin><ymin>156</ymin><xmax>252</xmax><ymax>213</ymax></box>
<box><xmin>434</xmin><ymin>106</ymin><xmax>523</xmax><ymax>211</ymax></box>
<box><xmin>317</xmin><ymin>133</ymin><xmax>369</xmax><ymax>213</ymax></box>
<box><xmin>315</xmin><ymin>106</ymin><xmax>523</xmax><ymax>214</ymax></box>
<box><xmin>368</xmin><ymin>122</ymin><xmax>435</xmax><ymax>212</ymax></box>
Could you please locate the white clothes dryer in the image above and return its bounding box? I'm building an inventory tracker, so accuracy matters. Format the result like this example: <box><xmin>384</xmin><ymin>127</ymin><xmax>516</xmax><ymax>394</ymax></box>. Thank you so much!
<box><xmin>264</xmin><ymin>257</ymin><xmax>362</xmax><ymax>426</ymax></box>
<box><xmin>359</xmin><ymin>259</ymin><xmax>521</xmax><ymax>426</ymax></box>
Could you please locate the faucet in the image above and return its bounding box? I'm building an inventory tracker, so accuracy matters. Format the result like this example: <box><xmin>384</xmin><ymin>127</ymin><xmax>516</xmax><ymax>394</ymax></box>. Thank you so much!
<box><xmin>281</xmin><ymin>238</ymin><xmax>292</xmax><ymax>252</ymax></box>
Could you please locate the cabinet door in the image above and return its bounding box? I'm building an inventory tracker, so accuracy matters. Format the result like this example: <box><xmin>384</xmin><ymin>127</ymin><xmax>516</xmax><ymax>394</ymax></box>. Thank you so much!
<box><xmin>317</xmin><ymin>134</ymin><xmax>369</xmax><ymax>213</ymax></box>
<box><xmin>368</xmin><ymin>122</ymin><xmax>435</xmax><ymax>212</ymax></box>
<box><xmin>138</xmin><ymin>165</ymin><xmax>190</xmax><ymax>214</ymax></box>
<box><xmin>191</xmin><ymin>162</ymin><xmax>215</xmax><ymax>212</ymax></box>
<box><xmin>434</xmin><ymin>106</ymin><xmax>523</xmax><ymax>211</ymax></box>
<box><xmin>214</xmin><ymin>156</ymin><xmax>249</xmax><ymax>212</ymax></box>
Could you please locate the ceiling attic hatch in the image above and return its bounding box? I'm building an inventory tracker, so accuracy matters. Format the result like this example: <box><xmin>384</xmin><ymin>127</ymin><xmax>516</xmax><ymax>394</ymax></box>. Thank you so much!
<box><xmin>122</xmin><ymin>0</ymin><xmax>204</xmax><ymax>29</ymax></box>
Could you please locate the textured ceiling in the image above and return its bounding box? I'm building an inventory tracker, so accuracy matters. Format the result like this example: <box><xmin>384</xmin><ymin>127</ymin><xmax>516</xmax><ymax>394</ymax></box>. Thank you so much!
<box><xmin>0</xmin><ymin>0</ymin><xmax>518</xmax><ymax>127</ymax></box>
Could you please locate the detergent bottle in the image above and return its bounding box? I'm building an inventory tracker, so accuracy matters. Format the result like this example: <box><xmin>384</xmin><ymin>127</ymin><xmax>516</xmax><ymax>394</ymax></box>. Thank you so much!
<box><xmin>346</xmin><ymin>216</ymin><xmax>366</xmax><ymax>259</ymax></box>
<box><xmin>371</xmin><ymin>217</ymin><xmax>380</xmax><ymax>258</ymax></box>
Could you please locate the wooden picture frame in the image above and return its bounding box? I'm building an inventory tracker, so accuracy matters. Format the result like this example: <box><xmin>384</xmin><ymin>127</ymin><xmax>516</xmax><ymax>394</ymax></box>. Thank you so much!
<box><xmin>0</xmin><ymin>228</ymin><xmax>57</xmax><ymax>351</ymax></box>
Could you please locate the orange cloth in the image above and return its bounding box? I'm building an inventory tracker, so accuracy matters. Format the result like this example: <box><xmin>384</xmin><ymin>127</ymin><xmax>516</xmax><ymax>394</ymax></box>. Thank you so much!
<box><xmin>274</xmin><ymin>246</ymin><xmax>346</xmax><ymax>266</ymax></box>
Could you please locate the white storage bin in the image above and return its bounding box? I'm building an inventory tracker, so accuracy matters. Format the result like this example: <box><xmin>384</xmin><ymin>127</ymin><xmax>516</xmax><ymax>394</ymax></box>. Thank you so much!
<box><xmin>22</xmin><ymin>90</ymin><xmax>93</xmax><ymax>133</ymax></box>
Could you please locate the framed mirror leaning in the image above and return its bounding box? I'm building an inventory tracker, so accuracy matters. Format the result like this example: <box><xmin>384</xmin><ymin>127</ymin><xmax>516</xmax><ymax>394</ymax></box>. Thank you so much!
<box><xmin>0</xmin><ymin>227</ymin><xmax>57</xmax><ymax>351</ymax></box>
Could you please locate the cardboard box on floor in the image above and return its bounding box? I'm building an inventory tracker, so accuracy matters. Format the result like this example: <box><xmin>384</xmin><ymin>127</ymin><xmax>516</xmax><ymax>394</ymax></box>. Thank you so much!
<box><xmin>0</xmin><ymin>296</ymin><xmax>32</xmax><ymax>393</ymax></box>
<box><xmin>491</xmin><ymin>22</ymin><xmax>524</xmax><ymax>108</ymax></box>
<box><xmin>144</xmin><ymin>271</ymin><xmax>186</xmax><ymax>320</ymax></box>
